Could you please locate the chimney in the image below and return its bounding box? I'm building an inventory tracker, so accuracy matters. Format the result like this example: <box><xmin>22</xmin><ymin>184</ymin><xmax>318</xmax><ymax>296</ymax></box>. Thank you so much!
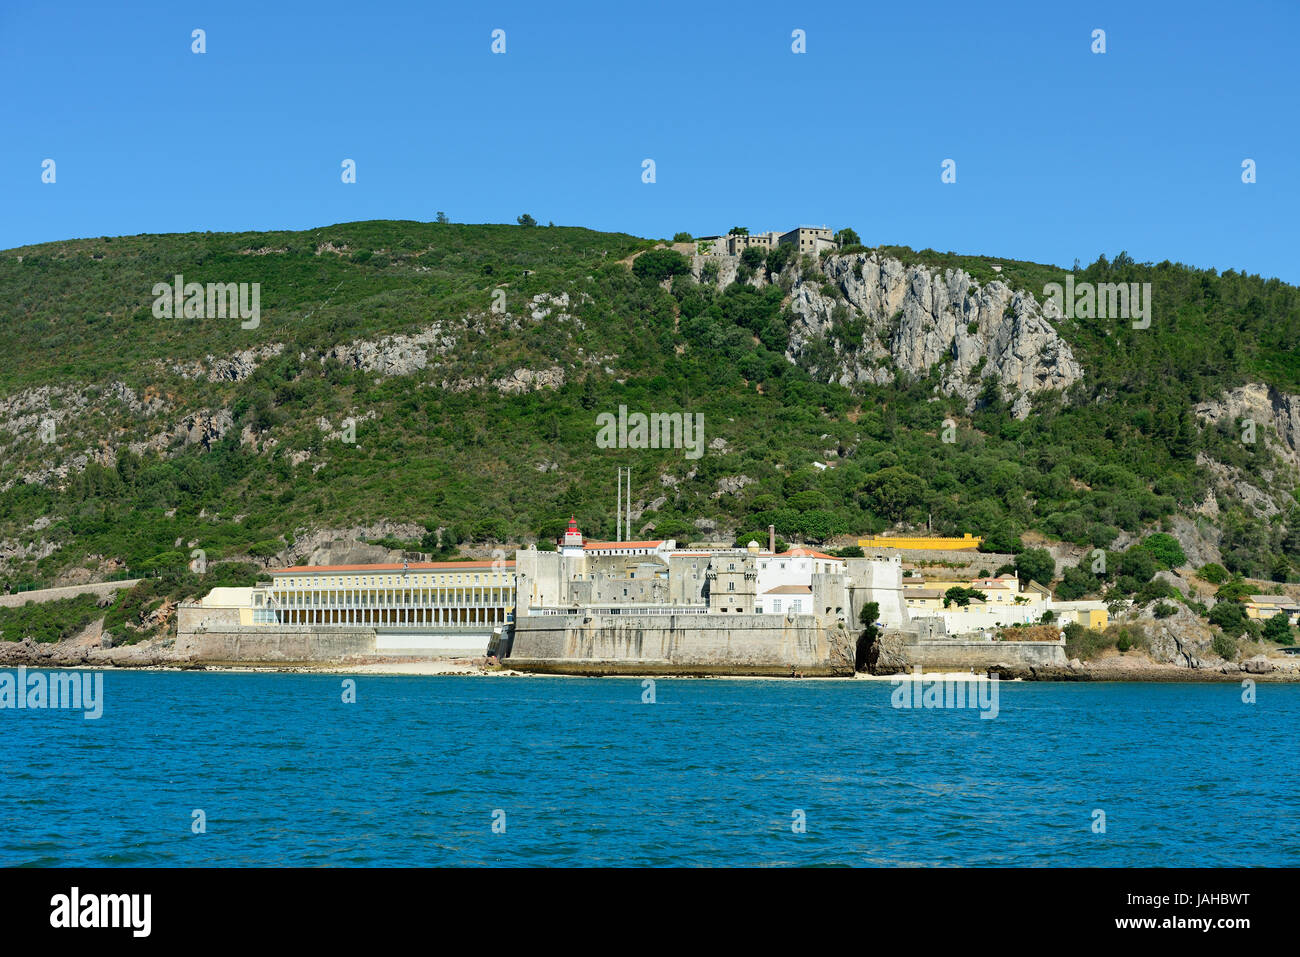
<box><xmin>768</xmin><ymin>525</ymin><xmax>775</xmax><ymax>553</ymax></box>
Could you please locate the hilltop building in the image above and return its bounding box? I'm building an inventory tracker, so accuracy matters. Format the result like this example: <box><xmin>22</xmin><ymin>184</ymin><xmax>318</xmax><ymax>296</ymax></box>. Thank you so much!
<box><xmin>859</xmin><ymin>533</ymin><xmax>984</xmax><ymax>551</ymax></box>
<box><xmin>696</xmin><ymin>226</ymin><xmax>837</xmax><ymax>258</ymax></box>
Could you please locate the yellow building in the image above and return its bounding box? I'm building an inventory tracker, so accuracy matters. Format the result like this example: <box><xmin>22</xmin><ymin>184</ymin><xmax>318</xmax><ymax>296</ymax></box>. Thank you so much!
<box><xmin>859</xmin><ymin>533</ymin><xmax>983</xmax><ymax>551</ymax></box>
<box><xmin>903</xmin><ymin>588</ymin><xmax>945</xmax><ymax>611</ymax></box>
<box><xmin>1047</xmin><ymin>601</ymin><xmax>1109</xmax><ymax>629</ymax></box>
<box><xmin>1244</xmin><ymin>594</ymin><xmax>1300</xmax><ymax>624</ymax></box>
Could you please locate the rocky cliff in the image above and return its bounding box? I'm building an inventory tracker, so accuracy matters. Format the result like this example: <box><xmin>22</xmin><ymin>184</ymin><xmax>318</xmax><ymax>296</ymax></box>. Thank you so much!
<box><xmin>697</xmin><ymin>250</ymin><xmax>1084</xmax><ymax>418</ymax></box>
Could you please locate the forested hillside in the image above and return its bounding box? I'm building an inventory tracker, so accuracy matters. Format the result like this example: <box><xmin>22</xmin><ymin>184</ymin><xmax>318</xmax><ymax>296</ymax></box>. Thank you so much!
<box><xmin>1</xmin><ymin>219</ymin><xmax>1298</xmax><ymax>604</ymax></box>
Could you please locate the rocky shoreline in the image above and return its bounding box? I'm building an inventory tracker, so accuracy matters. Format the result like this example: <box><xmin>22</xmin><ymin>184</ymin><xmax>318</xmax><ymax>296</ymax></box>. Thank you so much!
<box><xmin>3</xmin><ymin>634</ymin><xmax>1300</xmax><ymax>681</ymax></box>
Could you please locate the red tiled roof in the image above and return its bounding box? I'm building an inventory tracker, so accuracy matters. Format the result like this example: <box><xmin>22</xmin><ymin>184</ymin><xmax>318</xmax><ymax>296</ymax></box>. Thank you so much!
<box><xmin>784</xmin><ymin>547</ymin><xmax>843</xmax><ymax>561</ymax></box>
<box><xmin>274</xmin><ymin>560</ymin><xmax>515</xmax><ymax>574</ymax></box>
<box><xmin>764</xmin><ymin>585</ymin><xmax>813</xmax><ymax>594</ymax></box>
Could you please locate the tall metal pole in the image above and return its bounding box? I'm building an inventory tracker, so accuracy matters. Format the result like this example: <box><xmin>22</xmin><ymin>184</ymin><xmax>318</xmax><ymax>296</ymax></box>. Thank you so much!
<box><xmin>616</xmin><ymin>468</ymin><xmax>622</xmax><ymax>541</ymax></box>
<box><xmin>626</xmin><ymin>467</ymin><xmax>632</xmax><ymax>540</ymax></box>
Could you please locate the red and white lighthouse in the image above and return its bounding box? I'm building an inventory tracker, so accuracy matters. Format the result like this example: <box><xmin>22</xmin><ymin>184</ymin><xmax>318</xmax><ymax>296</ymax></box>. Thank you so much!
<box><xmin>561</xmin><ymin>515</ymin><xmax>584</xmax><ymax>555</ymax></box>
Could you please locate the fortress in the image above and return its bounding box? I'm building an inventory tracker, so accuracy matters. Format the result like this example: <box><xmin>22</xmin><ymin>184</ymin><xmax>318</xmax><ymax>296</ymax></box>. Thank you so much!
<box><xmin>176</xmin><ymin>515</ymin><xmax>1089</xmax><ymax>674</ymax></box>
<box><xmin>695</xmin><ymin>226</ymin><xmax>836</xmax><ymax>258</ymax></box>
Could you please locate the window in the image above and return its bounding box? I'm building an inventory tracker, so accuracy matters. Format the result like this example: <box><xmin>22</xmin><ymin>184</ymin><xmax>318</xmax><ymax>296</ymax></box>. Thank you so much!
<box><xmin>728</xmin><ymin>582</ymin><xmax>735</xmax><ymax>591</ymax></box>
<box><xmin>772</xmin><ymin>600</ymin><xmax>782</xmax><ymax>613</ymax></box>
<box><xmin>791</xmin><ymin>599</ymin><xmax>803</xmax><ymax>613</ymax></box>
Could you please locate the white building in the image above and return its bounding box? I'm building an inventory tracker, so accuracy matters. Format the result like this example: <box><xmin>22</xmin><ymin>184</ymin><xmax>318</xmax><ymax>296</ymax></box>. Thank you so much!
<box><xmin>754</xmin><ymin>545</ymin><xmax>844</xmax><ymax>614</ymax></box>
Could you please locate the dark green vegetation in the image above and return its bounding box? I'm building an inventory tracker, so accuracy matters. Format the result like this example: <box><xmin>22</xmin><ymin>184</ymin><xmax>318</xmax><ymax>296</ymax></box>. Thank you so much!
<box><xmin>943</xmin><ymin>586</ymin><xmax>987</xmax><ymax>608</ymax></box>
<box><xmin>0</xmin><ymin>593</ymin><xmax>104</xmax><ymax>644</ymax></box>
<box><xmin>0</xmin><ymin>563</ymin><xmax>263</xmax><ymax>644</ymax></box>
<box><xmin>1</xmin><ymin>220</ymin><xmax>1299</xmax><ymax>606</ymax></box>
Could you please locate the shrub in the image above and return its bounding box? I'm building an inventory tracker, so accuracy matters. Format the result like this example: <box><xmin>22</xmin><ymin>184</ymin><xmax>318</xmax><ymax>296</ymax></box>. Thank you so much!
<box><xmin>1211</xmin><ymin>631</ymin><xmax>1239</xmax><ymax>661</ymax></box>
<box><xmin>1063</xmin><ymin>622</ymin><xmax>1110</xmax><ymax>661</ymax></box>
<box><xmin>1116</xmin><ymin>545</ymin><xmax>1157</xmax><ymax>584</ymax></box>
<box><xmin>632</xmin><ymin>248</ymin><xmax>691</xmax><ymax>282</ymax></box>
<box><xmin>1199</xmin><ymin>563</ymin><xmax>1229</xmax><ymax>584</ymax></box>
<box><xmin>1262</xmin><ymin>612</ymin><xmax>1295</xmax><ymax>645</ymax></box>
<box><xmin>1014</xmin><ymin>548</ymin><xmax>1055</xmax><ymax>587</ymax></box>
<box><xmin>1057</xmin><ymin>565</ymin><xmax>1101</xmax><ymax>600</ymax></box>
<box><xmin>1142</xmin><ymin>532</ymin><xmax>1187</xmax><ymax>569</ymax></box>
<box><xmin>1134</xmin><ymin>578</ymin><xmax>1174</xmax><ymax>604</ymax></box>
<box><xmin>0</xmin><ymin>594</ymin><xmax>103</xmax><ymax>644</ymax></box>
<box><xmin>1153</xmin><ymin>602</ymin><xmax>1178</xmax><ymax>619</ymax></box>
<box><xmin>1208</xmin><ymin>599</ymin><xmax>1248</xmax><ymax>637</ymax></box>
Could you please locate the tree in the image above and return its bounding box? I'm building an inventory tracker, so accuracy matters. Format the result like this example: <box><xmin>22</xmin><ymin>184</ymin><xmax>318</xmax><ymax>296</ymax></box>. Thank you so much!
<box><xmin>1262</xmin><ymin>612</ymin><xmax>1295</xmax><ymax>645</ymax></box>
<box><xmin>632</xmin><ymin>249</ymin><xmax>691</xmax><ymax>282</ymax></box>
<box><xmin>834</xmin><ymin>227</ymin><xmax>860</xmax><ymax>247</ymax></box>
<box><xmin>860</xmin><ymin>466</ymin><xmax>926</xmax><ymax>522</ymax></box>
<box><xmin>1208</xmin><ymin>599</ymin><xmax>1248</xmax><ymax>637</ymax></box>
<box><xmin>517</xmin><ymin>213</ymin><xmax>537</xmax><ymax>227</ymax></box>
<box><xmin>1014</xmin><ymin>547</ymin><xmax>1056</xmax><ymax>588</ymax></box>
<box><xmin>1115</xmin><ymin>545</ymin><xmax>1156</xmax><ymax>585</ymax></box>
<box><xmin>728</xmin><ymin>226</ymin><xmax>749</xmax><ymax>236</ymax></box>
<box><xmin>1142</xmin><ymin>532</ymin><xmax>1186</xmax><ymax>569</ymax></box>
<box><xmin>856</xmin><ymin>601</ymin><xmax>881</xmax><ymax>671</ymax></box>
<box><xmin>740</xmin><ymin>246</ymin><xmax>765</xmax><ymax>270</ymax></box>
<box><xmin>1215</xmin><ymin>576</ymin><xmax>1256</xmax><ymax>603</ymax></box>
<box><xmin>436</xmin><ymin>211</ymin><xmax>449</xmax><ymax>224</ymax></box>
<box><xmin>1056</xmin><ymin>564</ymin><xmax>1100</xmax><ymax>600</ymax></box>
<box><xmin>944</xmin><ymin>586</ymin><xmax>987</xmax><ymax>608</ymax></box>
<box><xmin>672</xmin><ymin>232</ymin><xmax>692</xmax><ymax>242</ymax></box>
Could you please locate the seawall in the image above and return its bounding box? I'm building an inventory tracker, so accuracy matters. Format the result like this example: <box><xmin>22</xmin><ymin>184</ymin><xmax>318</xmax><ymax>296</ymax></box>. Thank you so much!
<box><xmin>506</xmin><ymin>612</ymin><xmax>853</xmax><ymax>676</ymax></box>
<box><xmin>871</xmin><ymin>633</ymin><xmax>1068</xmax><ymax>673</ymax></box>
<box><xmin>176</xmin><ymin>604</ymin><xmax>376</xmax><ymax>664</ymax></box>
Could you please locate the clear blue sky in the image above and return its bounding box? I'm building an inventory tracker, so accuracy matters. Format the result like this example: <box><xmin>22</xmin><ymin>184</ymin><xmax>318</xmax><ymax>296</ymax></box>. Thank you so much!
<box><xmin>2</xmin><ymin>0</ymin><xmax>1297</xmax><ymax>280</ymax></box>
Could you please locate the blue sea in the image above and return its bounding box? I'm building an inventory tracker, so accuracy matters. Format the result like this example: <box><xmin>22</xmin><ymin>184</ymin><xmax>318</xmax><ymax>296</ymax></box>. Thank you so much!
<box><xmin>1</xmin><ymin>672</ymin><xmax>1296</xmax><ymax>867</ymax></box>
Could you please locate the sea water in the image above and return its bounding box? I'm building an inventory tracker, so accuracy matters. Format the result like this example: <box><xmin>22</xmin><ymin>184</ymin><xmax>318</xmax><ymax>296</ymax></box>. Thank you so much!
<box><xmin>1</xmin><ymin>672</ymin><xmax>1294</xmax><ymax>867</ymax></box>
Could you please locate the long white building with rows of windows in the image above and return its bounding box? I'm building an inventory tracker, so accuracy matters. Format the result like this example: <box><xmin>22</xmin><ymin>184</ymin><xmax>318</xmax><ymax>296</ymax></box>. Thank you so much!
<box><xmin>256</xmin><ymin>560</ymin><xmax>516</xmax><ymax>628</ymax></box>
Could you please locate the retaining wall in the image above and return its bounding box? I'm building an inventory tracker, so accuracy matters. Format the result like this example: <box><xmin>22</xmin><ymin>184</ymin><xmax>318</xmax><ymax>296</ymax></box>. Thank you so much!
<box><xmin>176</xmin><ymin>604</ymin><xmax>375</xmax><ymax>662</ymax></box>
<box><xmin>507</xmin><ymin>612</ymin><xmax>851</xmax><ymax>676</ymax></box>
<box><xmin>0</xmin><ymin>579</ymin><xmax>142</xmax><ymax>608</ymax></box>
<box><xmin>899</xmin><ymin>638</ymin><xmax>1066</xmax><ymax>671</ymax></box>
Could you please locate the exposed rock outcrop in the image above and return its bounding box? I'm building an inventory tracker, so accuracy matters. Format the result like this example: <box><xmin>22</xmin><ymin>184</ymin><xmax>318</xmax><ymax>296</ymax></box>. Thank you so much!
<box><xmin>1193</xmin><ymin>383</ymin><xmax>1300</xmax><ymax>516</ymax></box>
<box><xmin>492</xmin><ymin>367</ymin><xmax>566</xmax><ymax>394</ymax></box>
<box><xmin>690</xmin><ymin>249</ymin><xmax>1084</xmax><ymax>418</ymax></box>
<box><xmin>323</xmin><ymin>323</ymin><xmax>457</xmax><ymax>377</ymax></box>
<box><xmin>787</xmin><ymin>253</ymin><xmax>1084</xmax><ymax>418</ymax></box>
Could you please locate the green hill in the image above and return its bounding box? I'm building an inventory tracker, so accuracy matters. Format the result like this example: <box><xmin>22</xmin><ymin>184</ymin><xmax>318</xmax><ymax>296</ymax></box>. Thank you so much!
<box><xmin>1</xmin><ymin>219</ymin><xmax>1298</xmax><ymax>604</ymax></box>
